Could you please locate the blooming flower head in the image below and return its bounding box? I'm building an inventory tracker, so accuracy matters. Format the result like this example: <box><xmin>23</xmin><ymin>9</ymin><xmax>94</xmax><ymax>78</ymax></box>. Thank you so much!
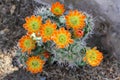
<box><xmin>52</xmin><ymin>28</ymin><xmax>74</xmax><ymax>48</ymax></box>
<box><xmin>51</xmin><ymin>2</ymin><xmax>65</xmax><ymax>16</ymax></box>
<box><xmin>23</xmin><ymin>15</ymin><xmax>42</xmax><ymax>34</ymax></box>
<box><xmin>83</xmin><ymin>47</ymin><xmax>103</xmax><ymax>67</ymax></box>
<box><xmin>40</xmin><ymin>19</ymin><xmax>57</xmax><ymax>42</ymax></box>
<box><xmin>19</xmin><ymin>35</ymin><xmax>36</xmax><ymax>54</ymax></box>
<box><xmin>26</xmin><ymin>56</ymin><xmax>45</xmax><ymax>74</ymax></box>
<box><xmin>66</xmin><ymin>10</ymin><xmax>86</xmax><ymax>30</ymax></box>
<box><xmin>74</xmin><ymin>29</ymin><xmax>84</xmax><ymax>38</ymax></box>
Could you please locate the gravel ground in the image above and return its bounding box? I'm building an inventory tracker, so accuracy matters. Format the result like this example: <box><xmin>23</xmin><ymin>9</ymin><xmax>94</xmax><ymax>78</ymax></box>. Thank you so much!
<box><xmin>0</xmin><ymin>0</ymin><xmax>34</xmax><ymax>51</ymax></box>
<box><xmin>0</xmin><ymin>0</ymin><xmax>120</xmax><ymax>80</ymax></box>
<box><xmin>0</xmin><ymin>53</ymin><xmax>120</xmax><ymax>80</ymax></box>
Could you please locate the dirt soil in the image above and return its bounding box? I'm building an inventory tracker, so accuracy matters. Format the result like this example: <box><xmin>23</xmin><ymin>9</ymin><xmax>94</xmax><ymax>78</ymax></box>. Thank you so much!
<box><xmin>0</xmin><ymin>0</ymin><xmax>120</xmax><ymax>80</ymax></box>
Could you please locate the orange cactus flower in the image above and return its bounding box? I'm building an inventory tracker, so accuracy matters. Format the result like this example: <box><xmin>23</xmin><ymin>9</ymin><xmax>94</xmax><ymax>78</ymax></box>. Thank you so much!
<box><xmin>19</xmin><ymin>35</ymin><xmax>36</xmax><ymax>54</ymax></box>
<box><xmin>26</xmin><ymin>56</ymin><xmax>45</xmax><ymax>74</ymax></box>
<box><xmin>65</xmin><ymin>10</ymin><xmax>86</xmax><ymax>30</ymax></box>
<box><xmin>23</xmin><ymin>15</ymin><xmax>42</xmax><ymax>35</ymax></box>
<box><xmin>83</xmin><ymin>47</ymin><xmax>103</xmax><ymax>67</ymax></box>
<box><xmin>43</xmin><ymin>52</ymin><xmax>50</xmax><ymax>59</ymax></box>
<box><xmin>52</xmin><ymin>28</ymin><xmax>74</xmax><ymax>48</ymax></box>
<box><xmin>51</xmin><ymin>2</ymin><xmax>65</xmax><ymax>16</ymax></box>
<box><xmin>40</xmin><ymin>19</ymin><xmax>57</xmax><ymax>42</ymax></box>
<box><xmin>74</xmin><ymin>29</ymin><xmax>84</xmax><ymax>38</ymax></box>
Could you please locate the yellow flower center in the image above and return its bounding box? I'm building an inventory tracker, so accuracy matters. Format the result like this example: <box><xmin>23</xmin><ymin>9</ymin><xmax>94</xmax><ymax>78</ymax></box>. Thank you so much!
<box><xmin>45</xmin><ymin>27</ymin><xmax>53</xmax><ymax>36</ymax></box>
<box><xmin>87</xmin><ymin>51</ymin><xmax>97</xmax><ymax>61</ymax></box>
<box><xmin>54</xmin><ymin>7</ymin><xmax>61</xmax><ymax>14</ymax></box>
<box><xmin>58</xmin><ymin>34</ymin><xmax>67</xmax><ymax>44</ymax></box>
<box><xmin>24</xmin><ymin>40</ymin><xmax>31</xmax><ymax>48</ymax></box>
<box><xmin>70</xmin><ymin>16</ymin><xmax>79</xmax><ymax>26</ymax></box>
<box><xmin>30</xmin><ymin>21</ymin><xmax>39</xmax><ymax>30</ymax></box>
<box><xmin>30</xmin><ymin>60</ymin><xmax>40</xmax><ymax>68</ymax></box>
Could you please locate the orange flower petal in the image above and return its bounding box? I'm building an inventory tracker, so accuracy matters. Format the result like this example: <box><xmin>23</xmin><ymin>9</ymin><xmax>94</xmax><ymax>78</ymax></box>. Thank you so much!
<box><xmin>23</xmin><ymin>15</ymin><xmax>42</xmax><ymax>35</ymax></box>
<box><xmin>18</xmin><ymin>35</ymin><xmax>36</xmax><ymax>54</ymax></box>
<box><xmin>84</xmin><ymin>47</ymin><xmax>103</xmax><ymax>67</ymax></box>
<box><xmin>26</xmin><ymin>56</ymin><xmax>45</xmax><ymax>74</ymax></box>
<box><xmin>51</xmin><ymin>2</ymin><xmax>65</xmax><ymax>16</ymax></box>
<box><xmin>65</xmin><ymin>10</ymin><xmax>86</xmax><ymax>30</ymax></box>
<box><xmin>52</xmin><ymin>28</ymin><xmax>73</xmax><ymax>48</ymax></box>
<box><xmin>40</xmin><ymin>19</ymin><xmax>57</xmax><ymax>43</ymax></box>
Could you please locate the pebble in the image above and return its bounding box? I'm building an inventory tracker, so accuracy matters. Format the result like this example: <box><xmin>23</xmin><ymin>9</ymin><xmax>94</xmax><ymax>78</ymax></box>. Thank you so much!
<box><xmin>10</xmin><ymin>5</ymin><xmax>16</xmax><ymax>15</ymax></box>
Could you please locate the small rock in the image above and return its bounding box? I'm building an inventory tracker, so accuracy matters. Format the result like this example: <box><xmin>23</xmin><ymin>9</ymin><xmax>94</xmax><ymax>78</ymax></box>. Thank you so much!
<box><xmin>0</xmin><ymin>53</ymin><xmax>18</xmax><ymax>80</ymax></box>
<box><xmin>10</xmin><ymin>5</ymin><xmax>16</xmax><ymax>15</ymax></box>
<box><xmin>0</xmin><ymin>28</ymin><xmax>9</xmax><ymax>35</ymax></box>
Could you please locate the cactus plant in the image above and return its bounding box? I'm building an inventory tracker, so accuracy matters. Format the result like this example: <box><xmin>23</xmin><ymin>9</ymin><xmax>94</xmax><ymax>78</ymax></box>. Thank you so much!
<box><xmin>16</xmin><ymin>2</ymin><xmax>103</xmax><ymax>74</ymax></box>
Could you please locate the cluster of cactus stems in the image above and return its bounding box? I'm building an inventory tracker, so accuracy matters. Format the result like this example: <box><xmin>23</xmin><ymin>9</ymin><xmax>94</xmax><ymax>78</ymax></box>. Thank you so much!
<box><xmin>16</xmin><ymin>2</ymin><xmax>103</xmax><ymax>74</ymax></box>
<box><xmin>33</xmin><ymin>7</ymin><xmax>93</xmax><ymax>67</ymax></box>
